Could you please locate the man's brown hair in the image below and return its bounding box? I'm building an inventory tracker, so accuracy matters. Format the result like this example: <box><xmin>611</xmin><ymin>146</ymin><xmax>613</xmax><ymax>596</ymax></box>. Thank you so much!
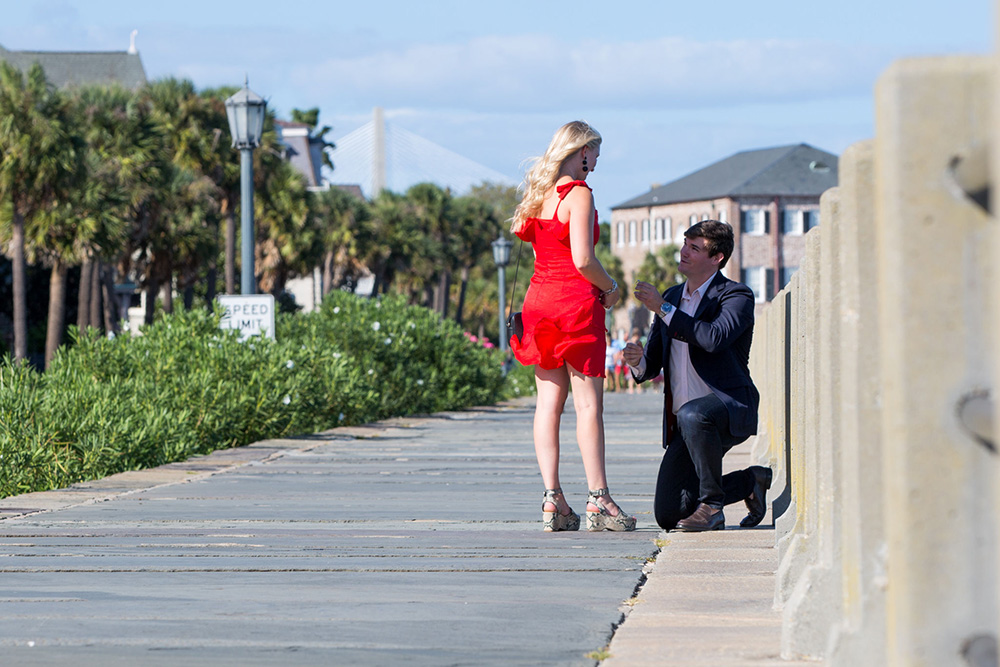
<box><xmin>684</xmin><ymin>220</ymin><xmax>734</xmax><ymax>268</ymax></box>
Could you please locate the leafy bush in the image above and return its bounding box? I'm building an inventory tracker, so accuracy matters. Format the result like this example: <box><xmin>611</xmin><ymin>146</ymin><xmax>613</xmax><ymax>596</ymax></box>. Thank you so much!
<box><xmin>0</xmin><ymin>292</ymin><xmax>514</xmax><ymax>498</ymax></box>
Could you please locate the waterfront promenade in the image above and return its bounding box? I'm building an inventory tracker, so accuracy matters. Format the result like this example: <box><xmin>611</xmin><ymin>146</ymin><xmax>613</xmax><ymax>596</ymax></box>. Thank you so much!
<box><xmin>0</xmin><ymin>392</ymin><xmax>803</xmax><ymax>665</ymax></box>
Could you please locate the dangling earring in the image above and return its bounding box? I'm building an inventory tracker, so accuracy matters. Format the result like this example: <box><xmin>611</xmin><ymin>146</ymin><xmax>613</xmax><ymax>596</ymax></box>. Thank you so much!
<box><xmin>582</xmin><ymin>155</ymin><xmax>589</xmax><ymax>172</ymax></box>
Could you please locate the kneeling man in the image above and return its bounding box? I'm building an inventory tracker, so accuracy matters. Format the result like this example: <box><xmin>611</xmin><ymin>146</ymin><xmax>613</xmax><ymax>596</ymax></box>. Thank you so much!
<box><xmin>623</xmin><ymin>220</ymin><xmax>771</xmax><ymax>531</ymax></box>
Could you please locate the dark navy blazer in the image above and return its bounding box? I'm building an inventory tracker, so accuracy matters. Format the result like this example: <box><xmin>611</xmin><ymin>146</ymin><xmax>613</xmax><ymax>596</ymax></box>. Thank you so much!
<box><xmin>633</xmin><ymin>272</ymin><xmax>760</xmax><ymax>447</ymax></box>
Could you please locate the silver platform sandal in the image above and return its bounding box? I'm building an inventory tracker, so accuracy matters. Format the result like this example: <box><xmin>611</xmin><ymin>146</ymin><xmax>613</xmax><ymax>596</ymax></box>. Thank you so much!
<box><xmin>542</xmin><ymin>488</ymin><xmax>580</xmax><ymax>532</ymax></box>
<box><xmin>586</xmin><ymin>488</ymin><xmax>637</xmax><ymax>532</ymax></box>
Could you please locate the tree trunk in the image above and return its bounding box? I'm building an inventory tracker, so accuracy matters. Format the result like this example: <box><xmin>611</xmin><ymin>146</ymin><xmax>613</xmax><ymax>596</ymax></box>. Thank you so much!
<box><xmin>161</xmin><ymin>271</ymin><xmax>173</xmax><ymax>315</ymax></box>
<box><xmin>322</xmin><ymin>249</ymin><xmax>335</xmax><ymax>296</ymax></box>
<box><xmin>44</xmin><ymin>259</ymin><xmax>67</xmax><ymax>369</ymax></box>
<box><xmin>454</xmin><ymin>266</ymin><xmax>470</xmax><ymax>325</ymax></box>
<box><xmin>90</xmin><ymin>261</ymin><xmax>103</xmax><ymax>333</ymax></box>
<box><xmin>144</xmin><ymin>277</ymin><xmax>158</xmax><ymax>325</ymax></box>
<box><xmin>205</xmin><ymin>266</ymin><xmax>217</xmax><ymax>308</ymax></box>
<box><xmin>101</xmin><ymin>265</ymin><xmax>120</xmax><ymax>333</ymax></box>
<box><xmin>78</xmin><ymin>257</ymin><xmax>93</xmax><ymax>330</ymax></box>
<box><xmin>438</xmin><ymin>272</ymin><xmax>451</xmax><ymax>319</ymax></box>
<box><xmin>225</xmin><ymin>209</ymin><xmax>236</xmax><ymax>294</ymax></box>
<box><xmin>12</xmin><ymin>211</ymin><xmax>27</xmax><ymax>362</ymax></box>
<box><xmin>183</xmin><ymin>284</ymin><xmax>194</xmax><ymax>311</ymax></box>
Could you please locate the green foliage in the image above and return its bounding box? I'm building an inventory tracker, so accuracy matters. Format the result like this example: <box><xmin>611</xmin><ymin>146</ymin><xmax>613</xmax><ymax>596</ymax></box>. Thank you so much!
<box><xmin>634</xmin><ymin>244</ymin><xmax>680</xmax><ymax>290</ymax></box>
<box><xmin>0</xmin><ymin>292</ymin><xmax>511</xmax><ymax>498</ymax></box>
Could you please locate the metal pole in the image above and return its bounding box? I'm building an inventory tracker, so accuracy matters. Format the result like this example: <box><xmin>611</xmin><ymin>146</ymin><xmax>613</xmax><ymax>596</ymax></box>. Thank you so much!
<box><xmin>497</xmin><ymin>266</ymin><xmax>508</xmax><ymax>375</ymax></box>
<box><xmin>240</xmin><ymin>147</ymin><xmax>255</xmax><ymax>295</ymax></box>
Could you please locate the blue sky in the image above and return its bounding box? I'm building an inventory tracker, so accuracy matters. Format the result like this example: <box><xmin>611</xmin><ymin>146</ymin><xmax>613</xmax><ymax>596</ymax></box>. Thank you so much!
<box><xmin>0</xmin><ymin>0</ymin><xmax>993</xmax><ymax>217</ymax></box>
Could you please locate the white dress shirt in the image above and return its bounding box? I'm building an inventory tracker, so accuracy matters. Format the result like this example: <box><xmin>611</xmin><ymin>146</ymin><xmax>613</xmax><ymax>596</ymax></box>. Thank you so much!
<box><xmin>629</xmin><ymin>272</ymin><xmax>718</xmax><ymax>414</ymax></box>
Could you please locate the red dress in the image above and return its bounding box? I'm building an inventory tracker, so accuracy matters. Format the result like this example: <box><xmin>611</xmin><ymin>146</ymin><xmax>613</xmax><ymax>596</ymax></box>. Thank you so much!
<box><xmin>510</xmin><ymin>180</ymin><xmax>605</xmax><ymax>377</ymax></box>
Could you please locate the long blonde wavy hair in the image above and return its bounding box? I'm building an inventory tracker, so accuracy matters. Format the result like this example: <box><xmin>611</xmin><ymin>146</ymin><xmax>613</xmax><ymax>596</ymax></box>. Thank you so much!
<box><xmin>511</xmin><ymin>121</ymin><xmax>602</xmax><ymax>233</ymax></box>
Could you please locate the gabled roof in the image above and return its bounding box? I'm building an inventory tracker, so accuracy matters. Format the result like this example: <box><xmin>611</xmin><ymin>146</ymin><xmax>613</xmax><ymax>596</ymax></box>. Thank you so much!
<box><xmin>612</xmin><ymin>143</ymin><xmax>838</xmax><ymax>210</ymax></box>
<box><xmin>0</xmin><ymin>43</ymin><xmax>147</xmax><ymax>90</ymax></box>
<box><xmin>275</xmin><ymin>121</ymin><xmax>326</xmax><ymax>188</ymax></box>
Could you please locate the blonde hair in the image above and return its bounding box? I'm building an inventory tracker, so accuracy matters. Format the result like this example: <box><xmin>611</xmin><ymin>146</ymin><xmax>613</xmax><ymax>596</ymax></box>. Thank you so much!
<box><xmin>511</xmin><ymin>120</ymin><xmax>602</xmax><ymax>232</ymax></box>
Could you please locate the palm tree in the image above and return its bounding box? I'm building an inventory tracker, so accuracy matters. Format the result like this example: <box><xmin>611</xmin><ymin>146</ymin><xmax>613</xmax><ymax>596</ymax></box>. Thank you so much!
<box><xmin>289</xmin><ymin>107</ymin><xmax>336</xmax><ymax>173</ymax></box>
<box><xmin>451</xmin><ymin>194</ymin><xmax>501</xmax><ymax>326</ymax></box>
<box><xmin>405</xmin><ymin>183</ymin><xmax>456</xmax><ymax>314</ymax></box>
<box><xmin>69</xmin><ymin>85</ymin><xmax>158</xmax><ymax>338</ymax></box>
<box><xmin>255</xmin><ymin>158</ymin><xmax>314</xmax><ymax>296</ymax></box>
<box><xmin>365</xmin><ymin>189</ymin><xmax>424</xmax><ymax>296</ymax></box>
<box><xmin>0</xmin><ymin>62</ymin><xmax>79</xmax><ymax>363</ymax></box>
<box><xmin>311</xmin><ymin>186</ymin><xmax>371</xmax><ymax>294</ymax></box>
<box><xmin>135</xmin><ymin>78</ymin><xmax>225</xmax><ymax>320</ymax></box>
<box><xmin>199</xmin><ymin>87</ymin><xmax>242</xmax><ymax>296</ymax></box>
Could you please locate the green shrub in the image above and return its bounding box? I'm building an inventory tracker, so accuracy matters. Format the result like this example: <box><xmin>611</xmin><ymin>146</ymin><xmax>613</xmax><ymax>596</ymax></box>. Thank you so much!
<box><xmin>0</xmin><ymin>292</ymin><xmax>512</xmax><ymax>498</ymax></box>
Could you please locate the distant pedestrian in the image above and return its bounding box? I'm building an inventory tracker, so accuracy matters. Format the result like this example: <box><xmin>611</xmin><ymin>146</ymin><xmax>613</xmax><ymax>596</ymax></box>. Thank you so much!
<box><xmin>604</xmin><ymin>332</ymin><xmax>618</xmax><ymax>392</ymax></box>
<box><xmin>510</xmin><ymin>120</ymin><xmax>636</xmax><ymax>532</ymax></box>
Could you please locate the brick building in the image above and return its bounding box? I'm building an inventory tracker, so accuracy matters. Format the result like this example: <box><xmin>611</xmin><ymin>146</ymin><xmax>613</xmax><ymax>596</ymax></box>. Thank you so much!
<box><xmin>609</xmin><ymin>143</ymin><xmax>838</xmax><ymax>332</ymax></box>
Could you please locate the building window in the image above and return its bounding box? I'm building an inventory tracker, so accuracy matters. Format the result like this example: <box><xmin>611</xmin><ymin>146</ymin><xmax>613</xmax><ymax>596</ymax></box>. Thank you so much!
<box><xmin>642</xmin><ymin>219</ymin><xmax>650</xmax><ymax>245</ymax></box>
<box><xmin>741</xmin><ymin>209</ymin><xmax>768</xmax><ymax>235</ymax></box>
<box><xmin>781</xmin><ymin>266</ymin><xmax>799</xmax><ymax>287</ymax></box>
<box><xmin>782</xmin><ymin>210</ymin><xmax>804</xmax><ymax>235</ymax></box>
<box><xmin>689</xmin><ymin>214</ymin><xmax>698</xmax><ymax>226</ymax></box>
<box><xmin>719</xmin><ymin>208</ymin><xmax>728</xmax><ymax>224</ymax></box>
<box><xmin>616</xmin><ymin>222</ymin><xmax>625</xmax><ymax>247</ymax></box>
<box><xmin>742</xmin><ymin>266</ymin><xmax>768</xmax><ymax>303</ymax></box>
<box><xmin>701</xmin><ymin>212</ymin><xmax>710</xmax><ymax>221</ymax></box>
<box><xmin>662</xmin><ymin>217</ymin><xmax>670</xmax><ymax>242</ymax></box>
<box><xmin>628</xmin><ymin>220</ymin><xmax>637</xmax><ymax>246</ymax></box>
<box><xmin>805</xmin><ymin>209</ymin><xmax>820</xmax><ymax>230</ymax></box>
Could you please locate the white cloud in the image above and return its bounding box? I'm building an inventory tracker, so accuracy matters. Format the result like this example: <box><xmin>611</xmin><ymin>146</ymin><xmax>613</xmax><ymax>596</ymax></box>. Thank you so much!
<box><xmin>296</xmin><ymin>35</ymin><xmax>892</xmax><ymax>113</ymax></box>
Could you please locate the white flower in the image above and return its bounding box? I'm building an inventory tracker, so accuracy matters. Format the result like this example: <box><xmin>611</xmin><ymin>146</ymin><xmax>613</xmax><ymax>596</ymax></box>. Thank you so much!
<box><xmin>416</xmin><ymin>379</ymin><xmax>424</xmax><ymax>386</ymax></box>
<box><xmin>376</xmin><ymin>301</ymin><xmax>382</xmax><ymax>308</ymax></box>
<box><xmin>384</xmin><ymin>338</ymin><xmax>392</xmax><ymax>345</ymax></box>
<box><xmin>372</xmin><ymin>321</ymin><xmax>381</xmax><ymax>331</ymax></box>
<box><xmin>408</xmin><ymin>322</ymin><xmax>416</xmax><ymax>329</ymax></box>
<box><xmin>367</xmin><ymin>369</ymin><xmax>374</xmax><ymax>375</ymax></box>
<box><xmin>333</xmin><ymin>352</ymin><xmax>342</xmax><ymax>359</ymax></box>
<box><xmin>283</xmin><ymin>395</ymin><xmax>291</xmax><ymax>405</ymax></box>
<box><xmin>333</xmin><ymin>306</ymin><xmax>340</xmax><ymax>314</ymax></box>
<box><xmin>339</xmin><ymin>412</ymin><xmax>345</xmax><ymax>422</ymax></box>
<box><xmin>286</xmin><ymin>360</ymin><xmax>295</xmax><ymax>369</ymax></box>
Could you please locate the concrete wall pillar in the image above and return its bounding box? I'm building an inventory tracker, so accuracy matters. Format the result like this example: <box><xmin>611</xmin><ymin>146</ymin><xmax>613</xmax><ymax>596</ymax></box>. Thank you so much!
<box><xmin>827</xmin><ymin>140</ymin><xmax>888</xmax><ymax>665</ymax></box>
<box><xmin>874</xmin><ymin>56</ymin><xmax>996</xmax><ymax>666</ymax></box>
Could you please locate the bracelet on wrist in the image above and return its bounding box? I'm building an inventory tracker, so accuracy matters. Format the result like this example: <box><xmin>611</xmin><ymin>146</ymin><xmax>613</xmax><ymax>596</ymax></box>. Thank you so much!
<box><xmin>600</xmin><ymin>279</ymin><xmax>618</xmax><ymax>296</ymax></box>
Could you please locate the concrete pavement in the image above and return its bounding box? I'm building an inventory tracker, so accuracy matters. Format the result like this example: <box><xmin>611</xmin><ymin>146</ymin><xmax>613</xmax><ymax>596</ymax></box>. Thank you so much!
<box><xmin>0</xmin><ymin>392</ymin><xmax>805</xmax><ymax>665</ymax></box>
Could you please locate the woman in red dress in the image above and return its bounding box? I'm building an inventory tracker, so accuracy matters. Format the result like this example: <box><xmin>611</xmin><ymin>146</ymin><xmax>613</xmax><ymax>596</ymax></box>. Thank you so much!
<box><xmin>510</xmin><ymin>121</ymin><xmax>636</xmax><ymax>532</ymax></box>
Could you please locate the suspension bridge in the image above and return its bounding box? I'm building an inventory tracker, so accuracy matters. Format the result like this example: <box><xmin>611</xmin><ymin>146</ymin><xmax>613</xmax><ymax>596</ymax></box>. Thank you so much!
<box><xmin>327</xmin><ymin>108</ymin><xmax>515</xmax><ymax>198</ymax></box>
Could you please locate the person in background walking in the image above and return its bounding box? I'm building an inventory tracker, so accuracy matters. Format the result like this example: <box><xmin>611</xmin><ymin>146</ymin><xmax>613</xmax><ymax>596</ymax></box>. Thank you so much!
<box><xmin>510</xmin><ymin>121</ymin><xmax>636</xmax><ymax>532</ymax></box>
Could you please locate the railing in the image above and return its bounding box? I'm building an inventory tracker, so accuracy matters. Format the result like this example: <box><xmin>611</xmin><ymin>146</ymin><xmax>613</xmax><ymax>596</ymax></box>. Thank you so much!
<box><xmin>749</xmin><ymin>55</ymin><xmax>998</xmax><ymax>665</ymax></box>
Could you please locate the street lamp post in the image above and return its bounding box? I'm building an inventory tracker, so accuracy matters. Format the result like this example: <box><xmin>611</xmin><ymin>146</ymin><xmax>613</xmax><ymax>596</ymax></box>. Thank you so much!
<box><xmin>491</xmin><ymin>236</ymin><xmax>513</xmax><ymax>373</ymax></box>
<box><xmin>225</xmin><ymin>78</ymin><xmax>267</xmax><ymax>295</ymax></box>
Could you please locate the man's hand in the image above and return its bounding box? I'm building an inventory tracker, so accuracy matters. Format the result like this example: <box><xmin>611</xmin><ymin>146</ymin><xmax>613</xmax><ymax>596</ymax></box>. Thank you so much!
<box><xmin>622</xmin><ymin>341</ymin><xmax>644</xmax><ymax>366</ymax></box>
<box><xmin>633</xmin><ymin>280</ymin><xmax>665</xmax><ymax>313</ymax></box>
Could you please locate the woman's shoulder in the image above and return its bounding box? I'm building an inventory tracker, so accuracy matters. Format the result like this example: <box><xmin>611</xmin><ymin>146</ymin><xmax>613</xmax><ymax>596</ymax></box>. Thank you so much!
<box><xmin>556</xmin><ymin>179</ymin><xmax>593</xmax><ymax>199</ymax></box>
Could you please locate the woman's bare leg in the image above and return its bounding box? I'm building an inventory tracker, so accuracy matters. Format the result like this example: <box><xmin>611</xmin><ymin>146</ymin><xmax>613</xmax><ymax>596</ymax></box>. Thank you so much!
<box><xmin>566</xmin><ymin>364</ymin><xmax>625</xmax><ymax>516</ymax></box>
<box><xmin>534</xmin><ymin>365</ymin><xmax>571</xmax><ymax>514</ymax></box>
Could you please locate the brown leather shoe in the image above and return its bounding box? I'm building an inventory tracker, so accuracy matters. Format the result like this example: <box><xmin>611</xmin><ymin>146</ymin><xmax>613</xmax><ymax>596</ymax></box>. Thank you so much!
<box><xmin>676</xmin><ymin>503</ymin><xmax>725</xmax><ymax>532</ymax></box>
<box><xmin>740</xmin><ymin>466</ymin><xmax>773</xmax><ymax>528</ymax></box>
